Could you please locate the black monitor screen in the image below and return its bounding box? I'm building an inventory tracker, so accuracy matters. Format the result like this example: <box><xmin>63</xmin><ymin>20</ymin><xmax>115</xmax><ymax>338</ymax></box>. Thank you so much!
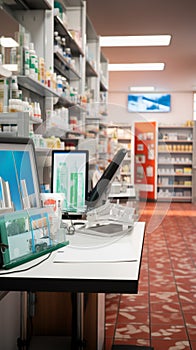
<box><xmin>87</xmin><ymin>148</ymin><xmax>127</xmax><ymax>209</ymax></box>
<box><xmin>51</xmin><ymin>150</ymin><xmax>89</xmax><ymax>214</ymax></box>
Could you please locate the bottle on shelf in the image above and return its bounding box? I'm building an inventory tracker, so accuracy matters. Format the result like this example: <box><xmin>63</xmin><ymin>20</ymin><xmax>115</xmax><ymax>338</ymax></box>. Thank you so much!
<box><xmin>65</xmin><ymin>48</ymin><xmax>72</xmax><ymax>65</ymax></box>
<box><xmin>54</xmin><ymin>31</ymin><xmax>59</xmax><ymax>53</ymax></box>
<box><xmin>39</xmin><ymin>57</ymin><xmax>46</xmax><ymax>84</ymax></box>
<box><xmin>62</xmin><ymin>76</ymin><xmax>69</xmax><ymax>97</ymax></box>
<box><xmin>57</xmin><ymin>75</ymin><xmax>63</xmax><ymax>94</ymax></box>
<box><xmin>11</xmin><ymin>75</ymin><xmax>18</xmax><ymax>90</ymax></box>
<box><xmin>29</xmin><ymin>42</ymin><xmax>38</xmax><ymax>80</ymax></box>
<box><xmin>10</xmin><ymin>48</ymin><xmax>17</xmax><ymax>64</ymax></box>
<box><xmin>23</xmin><ymin>46</ymin><xmax>30</xmax><ymax>76</ymax></box>
<box><xmin>61</xmin><ymin>37</ymin><xmax>66</xmax><ymax>57</ymax></box>
<box><xmin>46</xmin><ymin>67</ymin><xmax>53</xmax><ymax>88</ymax></box>
<box><xmin>33</xmin><ymin>101</ymin><xmax>41</xmax><ymax>119</ymax></box>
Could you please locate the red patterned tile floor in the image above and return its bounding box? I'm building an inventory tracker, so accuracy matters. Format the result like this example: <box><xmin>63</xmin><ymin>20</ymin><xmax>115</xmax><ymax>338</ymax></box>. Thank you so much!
<box><xmin>105</xmin><ymin>202</ymin><xmax>196</xmax><ymax>350</ymax></box>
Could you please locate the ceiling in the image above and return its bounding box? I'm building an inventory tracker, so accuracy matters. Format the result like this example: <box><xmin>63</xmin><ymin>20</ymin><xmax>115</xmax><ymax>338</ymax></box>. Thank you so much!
<box><xmin>86</xmin><ymin>0</ymin><xmax>196</xmax><ymax>93</ymax></box>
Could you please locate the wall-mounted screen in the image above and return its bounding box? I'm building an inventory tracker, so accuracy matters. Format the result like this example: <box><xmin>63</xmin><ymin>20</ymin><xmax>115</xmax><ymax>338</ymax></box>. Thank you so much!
<box><xmin>128</xmin><ymin>93</ymin><xmax>171</xmax><ymax>113</ymax></box>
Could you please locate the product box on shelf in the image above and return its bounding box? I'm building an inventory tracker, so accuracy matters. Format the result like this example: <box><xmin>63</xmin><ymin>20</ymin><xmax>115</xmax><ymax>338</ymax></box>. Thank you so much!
<box><xmin>0</xmin><ymin>78</ymin><xmax>9</xmax><ymax>113</ymax></box>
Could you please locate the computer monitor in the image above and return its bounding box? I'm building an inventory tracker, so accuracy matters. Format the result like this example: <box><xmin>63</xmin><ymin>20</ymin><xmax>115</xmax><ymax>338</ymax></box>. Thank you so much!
<box><xmin>51</xmin><ymin>149</ymin><xmax>89</xmax><ymax>215</ymax></box>
<box><xmin>87</xmin><ymin>148</ymin><xmax>127</xmax><ymax>209</ymax></box>
<box><xmin>0</xmin><ymin>137</ymin><xmax>41</xmax><ymax>212</ymax></box>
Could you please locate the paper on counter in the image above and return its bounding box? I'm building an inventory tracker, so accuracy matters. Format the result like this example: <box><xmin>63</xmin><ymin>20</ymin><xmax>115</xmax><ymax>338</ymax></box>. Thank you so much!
<box><xmin>53</xmin><ymin>231</ymin><xmax>138</xmax><ymax>263</ymax></box>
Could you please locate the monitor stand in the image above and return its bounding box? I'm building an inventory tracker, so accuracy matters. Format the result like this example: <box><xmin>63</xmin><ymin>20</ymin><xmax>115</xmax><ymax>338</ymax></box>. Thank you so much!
<box><xmin>62</xmin><ymin>212</ymin><xmax>86</xmax><ymax>220</ymax></box>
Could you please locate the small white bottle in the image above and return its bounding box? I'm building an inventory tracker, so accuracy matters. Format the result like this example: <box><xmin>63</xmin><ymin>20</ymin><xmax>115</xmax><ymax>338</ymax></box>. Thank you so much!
<box><xmin>37</xmin><ymin>102</ymin><xmax>41</xmax><ymax>119</ymax></box>
<box><xmin>57</xmin><ymin>75</ymin><xmax>63</xmax><ymax>94</ymax></box>
<box><xmin>11</xmin><ymin>75</ymin><xmax>18</xmax><ymax>90</ymax></box>
<box><xmin>29</xmin><ymin>42</ymin><xmax>37</xmax><ymax>79</ymax></box>
<box><xmin>23</xmin><ymin>46</ymin><xmax>30</xmax><ymax>76</ymax></box>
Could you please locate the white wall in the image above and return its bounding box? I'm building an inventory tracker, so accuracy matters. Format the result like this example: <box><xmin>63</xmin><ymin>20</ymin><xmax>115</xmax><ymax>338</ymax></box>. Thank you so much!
<box><xmin>106</xmin><ymin>91</ymin><xmax>193</xmax><ymax>125</ymax></box>
<box><xmin>0</xmin><ymin>292</ymin><xmax>21</xmax><ymax>350</ymax></box>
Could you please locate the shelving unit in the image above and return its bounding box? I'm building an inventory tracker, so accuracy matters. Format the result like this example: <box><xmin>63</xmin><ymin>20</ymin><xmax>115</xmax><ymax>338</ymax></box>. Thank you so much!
<box><xmin>97</xmin><ymin>121</ymin><xmax>108</xmax><ymax>170</ymax></box>
<box><xmin>107</xmin><ymin>124</ymin><xmax>133</xmax><ymax>187</ymax></box>
<box><xmin>53</xmin><ymin>11</ymin><xmax>84</xmax><ymax>98</ymax></box>
<box><xmin>84</xmin><ymin>117</ymin><xmax>107</xmax><ymax>167</ymax></box>
<box><xmin>0</xmin><ymin>112</ymin><xmax>30</xmax><ymax>137</ymax></box>
<box><xmin>0</xmin><ymin>0</ymin><xmax>109</xmax><ymax>153</ymax></box>
<box><xmin>18</xmin><ymin>76</ymin><xmax>61</xmax><ymax>98</ymax></box>
<box><xmin>0</xmin><ymin>3</ymin><xmax>109</xmax><ymax>350</ymax></box>
<box><xmin>100</xmin><ymin>52</ymin><xmax>108</xmax><ymax>93</ymax></box>
<box><xmin>0</xmin><ymin>0</ymin><xmax>52</xmax><ymax>11</ymax></box>
<box><xmin>85</xmin><ymin>15</ymin><xmax>100</xmax><ymax>103</ymax></box>
<box><xmin>157</xmin><ymin>125</ymin><xmax>193</xmax><ymax>202</ymax></box>
<box><xmin>54</xmin><ymin>15</ymin><xmax>84</xmax><ymax>58</ymax></box>
<box><xmin>99</xmin><ymin>52</ymin><xmax>108</xmax><ymax>117</ymax></box>
<box><xmin>52</xmin><ymin>1</ymin><xmax>108</xmax><ymax>158</ymax></box>
<box><xmin>54</xmin><ymin>52</ymin><xmax>81</xmax><ymax>81</ymax></box>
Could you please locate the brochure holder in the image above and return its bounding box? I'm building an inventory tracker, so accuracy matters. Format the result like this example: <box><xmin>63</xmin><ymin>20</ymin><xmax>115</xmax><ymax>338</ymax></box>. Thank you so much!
<box><xmin>0</xmin><ymin>207</ymin><xmax>68</xmax><ymax>269</ymax></box>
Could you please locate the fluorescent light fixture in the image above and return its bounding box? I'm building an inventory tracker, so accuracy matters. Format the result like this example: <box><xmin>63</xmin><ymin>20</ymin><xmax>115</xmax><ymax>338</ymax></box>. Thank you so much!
<box><xmin>130</xmin><ymin>86</ymin><xmax>155</xmax><ymax>92</ymax></box>
<box><xmin>100</xmin><ymin>35</ymin><xmax>171</xmax><ymax>47</ymax></box>
<box><xmin>108</xmin><ymin>63</ymin><xmax>165</xmax><ymax>71</ymax></box>
<box><xmin>3</xmin><ymin>64</ymin><xmax>18</xmax><ymax>72</ymax></box>
<box><xmin>0</xmin><ymin>37</ymin><xmax>19</xmax><ymax>48</ymax></box>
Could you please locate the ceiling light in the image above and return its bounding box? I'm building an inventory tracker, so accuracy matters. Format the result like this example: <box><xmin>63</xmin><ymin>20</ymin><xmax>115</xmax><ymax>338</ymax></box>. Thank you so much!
<box><xmin>100</xmin><ymin>35</ymin><xmax>171</xmax><ymax>47</ymax></box>
<box><xmin>129</xmin><ymin>86</ymin><xmax>155</xmax><ymax>92</ymax></box>
<box><xmin>0</xmin><ymin>37</ymin><xmax>19</xmax><ymax>48</ymax></box>
<box><xmin>108</xmin><ymin>63</ymin><xmax>165</xmax><ymax>71</ymax></box>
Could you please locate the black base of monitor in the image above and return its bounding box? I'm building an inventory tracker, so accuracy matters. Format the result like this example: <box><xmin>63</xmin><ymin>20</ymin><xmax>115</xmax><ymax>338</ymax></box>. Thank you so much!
<box><xmin>62</xmin><ymin>212</ymin><xmax>86</xmax><ymax>220</ymax></box>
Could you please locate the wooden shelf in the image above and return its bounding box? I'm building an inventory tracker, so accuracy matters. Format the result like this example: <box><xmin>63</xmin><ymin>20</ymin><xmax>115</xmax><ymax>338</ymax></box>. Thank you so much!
<box><xmin>158</xmin><ymin>196</ymin><xmax>192</xmax><ymax>202</ymax></box>
<box><xmin>158</xmin><ymin>185</ymin><xmax>192</xmax><ymax>188</ymax></box>
<box><xmin>54</xmin><ymin>52</ymin><xmax>81</xmax><ymax>81</ymax></box>
<box><xmin>158</xmin><ymin>125</ymin><xmax>193</xmax><ymax>129</ymax></box>
<box><xmin>1</xmin><ymin>0</ymin><xmax>52</xmax><ymax>11</ymax></box>
<box><xmin>121</xmin><ymin>172</ymin><xmax>131</xmax><ymax>176</ymax></box>
<box><xmin>86</xmin><ymin>60</ymin><xmax>98</xmax><ymax>78</ymax></box>
<box><xmin>100</xmin><ymin>80</ymin><xmax>108</xmax><ymax>92</ymax></box>
<box><xmin>18</xmin><ymin>76</ymin><xmax>60</xmax><ymax>98</ymax></box>
<box><xmin>158</xmin><ymin>139</ymin><xmax>193</xmax><ymax>143</ymax></box>
<box><xmin>158</xmin><ymin>173</ymin><xmax>192</xmax><ymax>176</ymax></box>
<box><xmin>54</xmin><ymin>16</ymin><xmax>84</xmax><ymax>57</ymax></box>
<box><xmin>158</xmin><ymin>162</ymin><xmax>192</xmax><ymax>165</ymax></box>
<box><xmin>158</xmin><ymin>151</ymin><xmax>192</xmax><ymax>154</ymax></box>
